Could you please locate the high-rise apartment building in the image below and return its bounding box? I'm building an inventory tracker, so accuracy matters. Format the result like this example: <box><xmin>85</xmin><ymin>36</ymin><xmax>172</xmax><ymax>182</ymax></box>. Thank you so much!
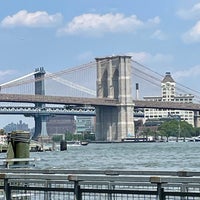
<box><xmin>143</xmin><ymin>72</ymin><xmax>194</xmax><ymax>126</ymax></box>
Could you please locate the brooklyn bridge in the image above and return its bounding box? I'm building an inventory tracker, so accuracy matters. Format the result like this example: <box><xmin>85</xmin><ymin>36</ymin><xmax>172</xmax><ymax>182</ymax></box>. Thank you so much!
<box><xmin>0</xmin><ymin>55</ymin><xmax>200</xmax><ymax>141</ymax></box>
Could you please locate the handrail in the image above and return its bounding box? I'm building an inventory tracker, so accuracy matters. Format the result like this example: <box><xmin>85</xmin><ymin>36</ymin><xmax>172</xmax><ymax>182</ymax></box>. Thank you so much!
<box><xmin>0</xmin><ymin>169</ymin><xmax>198</xmax><ymax>177</ymax></box>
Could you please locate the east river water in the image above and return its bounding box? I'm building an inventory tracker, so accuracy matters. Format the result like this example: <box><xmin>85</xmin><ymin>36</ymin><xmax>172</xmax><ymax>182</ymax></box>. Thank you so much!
<box><xmin>25</xmin><ymin>142</ymin><xmax>200</xmax><ymax>172</ymax></box>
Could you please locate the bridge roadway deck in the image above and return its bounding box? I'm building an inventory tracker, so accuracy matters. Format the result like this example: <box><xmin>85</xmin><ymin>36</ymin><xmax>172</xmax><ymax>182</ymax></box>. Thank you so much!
<box><xmin>0</xmin><ymin>93</ymin><xmax>118</xmax><ymax>106</ymax></box>
<box><xmin>0</xmin><ymin>93</ymin><xmax>200</xmax><ymax>111</ymax></box>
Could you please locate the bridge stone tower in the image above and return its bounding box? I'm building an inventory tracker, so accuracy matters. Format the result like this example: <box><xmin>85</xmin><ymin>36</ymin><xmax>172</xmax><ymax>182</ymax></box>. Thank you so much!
<box><xmin>95</xmin><ymin>55</ymin><xmax>134</xmax><ymax>141</ymax></box>
<box><xmin>33</xmin><ymin>67</ymin><xmax>48</xmax><ymax>139</ymax></box>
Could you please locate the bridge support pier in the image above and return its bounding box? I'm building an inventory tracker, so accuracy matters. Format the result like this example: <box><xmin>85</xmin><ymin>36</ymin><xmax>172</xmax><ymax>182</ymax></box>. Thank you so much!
<box><xmin>95</xmin><ymin>56</ymin><xmax>134</xmax><ymax>141</ymax></box>
<box><xmin>33</xmin><ymin>67</ymin><xmax>48</xmax><ymax>140</ymax></box>
<box><xmin>34</xmin><ymin>115</ymin><xmax>48</xmax><ymax>139</ymax></box>
<box><xmin>34</xmin><ymin>116</ymin><xmax>41</xmax><ymax>139</ymax></box>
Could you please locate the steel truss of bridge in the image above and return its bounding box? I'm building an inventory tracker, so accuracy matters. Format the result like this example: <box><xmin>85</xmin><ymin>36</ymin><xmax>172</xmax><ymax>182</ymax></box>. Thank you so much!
<box><xmin>0</xmin><ymin>106</ymin><xmax>144</xmax><ymax>117</ymax></box>
<box><xmin>0</xmin><ymin>106</ymin><xmax>96</xmax><ymax>116</ymax></box>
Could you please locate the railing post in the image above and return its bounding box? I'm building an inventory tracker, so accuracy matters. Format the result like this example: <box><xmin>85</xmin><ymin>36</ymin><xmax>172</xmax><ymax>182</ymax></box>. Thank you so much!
<box><xmin>178</xmin><ymin>171</ymin><xmax>189</xmax><ymax>200</ymax></box>
<box><xmin>157</xmin><ymin>183</ymin><xmax>165</xmax><ymax>200</ymax></box>
<box><xmin>74</xmin><ymin>180</ymin><xmax>82</xmax><ymax>200</ymax></box>
<box><xmin>150</xmin><ymin>176</ymin><xmax>167</xmax><ymax>200</ymax></box>
<box><xmin>4</xmin><ymin>178</ymin><xmax>11</xmax><ymax>200</ymax></box>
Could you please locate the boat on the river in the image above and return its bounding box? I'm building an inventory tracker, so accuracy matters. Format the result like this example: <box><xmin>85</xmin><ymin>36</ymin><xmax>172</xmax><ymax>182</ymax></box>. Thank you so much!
<box><xmin>67</xmin><ymin>141</ymin><xmax>89</xmax><ymax>146</ymax></box>
<box><xmin>81</xmin><ymin>141</ymin><xmax>89</xmax><ymax>146</ymax></box>
<box><xmin>29</xmin><ymin>140</ymin><xmax>53</xmax><ymax>152</ymax></box>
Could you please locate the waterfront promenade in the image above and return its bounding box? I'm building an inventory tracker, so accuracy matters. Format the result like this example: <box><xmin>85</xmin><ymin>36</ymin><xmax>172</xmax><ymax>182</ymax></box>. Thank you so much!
<box><xmin>1</xmin><ymin>169</ymin><xmax>200</xmax><ymax>199</ymax></box>
<box><xmin>0</xmin><ymin>142</ymin><xmax>200</xmax><ymax>199</ymax></box>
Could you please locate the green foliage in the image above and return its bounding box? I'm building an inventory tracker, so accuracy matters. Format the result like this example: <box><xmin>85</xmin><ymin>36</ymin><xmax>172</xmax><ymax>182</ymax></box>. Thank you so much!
<box><xmin>51</xmin><ymin>135</ymin><xmax>63</xmax><ymax>142</ymax></box>
<box><xmin>0</xmin><ymin>129</ymin><xmax>6</xmax><ymax>135</ymax></box>
<box><xmin>51</xmin><ymin>131</ymin><xmax>95</xmax><ymax>142</ymax></box>
<box><xmin>142</xmin><ymin>128</ymin><xmax>156</xmax><ymax>137</ymax></box>
<box><xmin>158</xmin><ymin>120</ymin><xmax>195</xmax><ymax>138</ymax></box>
<box><xmin>194</xmin><ymin>127</ymin><xmax>200</xmax><ymax>137</ymax></box>
<box><xmin>83</xmin><ymin>132</ymin><xmax>95</xmax><ymax>141</ymax></box>
<box><xmin>180</xmin><ymin>121</ymin><xmax>195</xmax><ymax>137</ymax></box>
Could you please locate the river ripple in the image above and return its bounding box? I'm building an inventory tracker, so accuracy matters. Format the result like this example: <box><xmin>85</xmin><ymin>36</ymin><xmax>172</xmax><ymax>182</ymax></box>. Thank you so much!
<box><xmin>26</xmin><ymin>142</ymin><xmax>200</xmax><ymax>171</ymax></box>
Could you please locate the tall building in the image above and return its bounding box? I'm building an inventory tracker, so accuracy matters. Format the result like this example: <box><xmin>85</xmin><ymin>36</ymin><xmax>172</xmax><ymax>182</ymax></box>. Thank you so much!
<box><xmin>144</xmin><ymin>72</ymin><xmax>194</xmax><ymax>126</ymax></box>
<box><xmin>46</xmin><ymin>115</ymin><xmax>76</xmax><ymax>136</ymax></box>
<box><xmin>4</xmin><ymin>120</ymin><xmax>30</xmax><ymax>133</ymax></box>
<box><xmin>75</xmin><ymin>116</ymin><xmax>95</xmax><ymax>134</ymax></box>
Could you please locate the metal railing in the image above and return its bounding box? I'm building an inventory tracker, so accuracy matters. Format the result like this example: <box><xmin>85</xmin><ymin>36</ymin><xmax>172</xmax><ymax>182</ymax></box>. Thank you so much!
<box><xmin>0</xmin><ymin>169</ymin><xmax>200</xmax><ymax>199</ymax></box>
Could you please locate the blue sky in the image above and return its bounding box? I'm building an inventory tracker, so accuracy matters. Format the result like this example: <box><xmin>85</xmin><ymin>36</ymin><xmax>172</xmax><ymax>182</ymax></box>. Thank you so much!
<box><xmin>1</xmin><ymin>0</ymin><xmax>200</xmax><ymax>128</ymax></box>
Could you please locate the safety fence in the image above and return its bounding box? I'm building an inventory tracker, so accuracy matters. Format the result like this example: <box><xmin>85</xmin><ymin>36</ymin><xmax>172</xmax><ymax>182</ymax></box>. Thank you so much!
<box><xmin>0</xmin><ymin>169</ymin><xmax>200</xmax><ymax>199</ymax></box>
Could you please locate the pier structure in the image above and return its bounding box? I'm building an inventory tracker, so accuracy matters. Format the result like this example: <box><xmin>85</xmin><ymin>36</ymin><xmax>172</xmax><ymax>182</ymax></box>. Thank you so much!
<box><xmin>95</xmin><ymin>56</ymin><xmax>134</xmax><ymax>141</ymax></box>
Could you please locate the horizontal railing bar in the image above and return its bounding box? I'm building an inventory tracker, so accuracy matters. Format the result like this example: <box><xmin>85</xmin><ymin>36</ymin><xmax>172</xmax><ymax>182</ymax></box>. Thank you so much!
<box><xmin>0</xmin><ymin>173</ymin><xmax>69</xmax><ymax>180</ymax></box>
<box><xmin>0</xmin><ymin>169</ymin><xmax>198</xmax><ymax>177</ymax></box>
<box><xmin>81</xmin><ymin>188</ymin><xmax>157</xmax><ymax>195</ymax></box>
<box><xmin>1</xmin><ymin>158</ymin><xmax>40</xmax><ymax>162</ymax></box>
<box><xmin>68</xmin><ymin>174</ymin><xmax>151</xmax><ymax>182</ymax></box>
<box><xmin>164</xmin><ymin>191</ymin><xmax>200</xmax><ymax>197</ymax></box>
<box><xmin>11</xmin><ymin>185</ymin><xmax>74</xmax><ymax>192</ymax></box>
<box><xmin>2</xmin><ymin>172</ymin><xmax>200</xmax><ymax>184</ymax></box>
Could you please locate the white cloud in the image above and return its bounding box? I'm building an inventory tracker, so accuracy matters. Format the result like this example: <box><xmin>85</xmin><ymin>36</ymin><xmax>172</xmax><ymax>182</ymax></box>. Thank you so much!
<box><xmin>173</xmin><ymin>65</ymin><xmax>200</xmax><ymax>80</ymax></box>
<box><xmin>0</xmin><ymin>70</ymin><xmax>16</xmax><ymax>83</ymax></box>
<box><xmin>147</xmin><ymin>16</ymin><xmax>160</xmax><ymax>24</ymax></box>
<box><xmin>1</xmin><ymin>10</ymin><xmax>62</xmax><ymax>28</ymax></box>
<box><xmin>77</xmin><ymin>51</ymin><xmax>93</xmax><ymax>62</ymax></box>
<box><xmin>57</xmin><ymin>13</ymin><xmax>160</xmax><ymax>36</ymax></box>
<box><xmin>127</xmin><ymin>52</ymin><xmax>151</xmax><ymax>63</ymax></box>
<box><xmin>177</xmin><ymin>3</ymin><xmax>200</xmax><ymax>20</ymax></box>
<box><xmin>0</xmin><ymin>70</ymin><xmax>15</xmax><ymax>77</ymax></box>
<box><xmin>182</xmin><ymin>21</ymin><xmax>200</xmax><ymax>43</ymax></box>
<box><xmin>151</xmin><ymin>29</ymin><xmax>167</xmax><ymax>40</ymax></box>
<box><xmin>127</xmin><ymin>51</ymin><xmax>173</xmax><ymax>65</ymax></box>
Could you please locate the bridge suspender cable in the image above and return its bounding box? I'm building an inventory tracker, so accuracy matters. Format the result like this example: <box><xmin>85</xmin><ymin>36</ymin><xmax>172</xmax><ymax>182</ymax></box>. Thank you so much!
<box><xmin>131</xmin><ymin>59</ymin><xmax>200</xmax><ymax>102</ymax></box>
<box><xmin>46</xmin><ymin>72</ymin><xmax>96</xmax><ymax>96</ymax></box>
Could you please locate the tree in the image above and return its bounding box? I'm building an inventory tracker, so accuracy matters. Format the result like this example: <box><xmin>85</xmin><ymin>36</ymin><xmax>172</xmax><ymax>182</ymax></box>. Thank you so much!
<box><xmin>194</xmin><ymin>127</ymin><xmax>200</xmax><ymax>137</ymax></box>
<box><xmin>0</xmin><ymin>129</ymin><xmax>6</xmax><ymax>135</ymax></box>
<box><xmin>52</xmin><ymin>135</ymin><xmax>63</xmax><ymax>142</ymax></box>
<box><xmin>158</xmin><ymin>120</ymin><xmax>195</xmax><ymax>139</ymax></box>
<box><xmin>180</xmin><ymin>121</ymin><xmax>195</xmax><ymax>138</ymax></box>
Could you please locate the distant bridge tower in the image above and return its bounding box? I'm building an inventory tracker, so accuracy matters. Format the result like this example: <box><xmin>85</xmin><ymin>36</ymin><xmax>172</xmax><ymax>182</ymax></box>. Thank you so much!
<box><xmin>95</xmin><ymin>55</ymin><xmax>134</xmax><ymax>141</ymax></box>
<box><xmin>33</xmin><ymin>67</ymin><xmax>48</xmax><ymax>139</ymax></box>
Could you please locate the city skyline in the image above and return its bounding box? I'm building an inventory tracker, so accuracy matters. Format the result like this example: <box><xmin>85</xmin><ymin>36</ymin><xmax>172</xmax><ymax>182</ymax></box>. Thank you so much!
<box><xmin>1</xmin><ymin>1</ymin><xmax>200</xmax><ymax>127</ymax></box>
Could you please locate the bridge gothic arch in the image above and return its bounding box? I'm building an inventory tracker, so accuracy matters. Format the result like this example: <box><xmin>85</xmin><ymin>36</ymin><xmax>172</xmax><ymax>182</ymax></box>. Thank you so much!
<box><xmin>95</xmin><ymin>55</ymin><xmax>134</xmax><ymax>141</ymax></box>
<box><xmin>112</xmin><ymin>69</ymin><xmax>119</xmax><ymax>99</ymax></box>
<box><xmin>102</xmin><ymin>69</ymin><xmax>108</xmax><ymax>97</ymax></box>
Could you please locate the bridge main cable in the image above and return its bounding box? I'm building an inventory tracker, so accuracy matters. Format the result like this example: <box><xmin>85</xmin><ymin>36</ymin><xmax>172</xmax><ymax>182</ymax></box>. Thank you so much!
<box><xmin>0</xmin><ymin>71</ymin><xmax>37</xmax><ymax>90</ymax></box>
